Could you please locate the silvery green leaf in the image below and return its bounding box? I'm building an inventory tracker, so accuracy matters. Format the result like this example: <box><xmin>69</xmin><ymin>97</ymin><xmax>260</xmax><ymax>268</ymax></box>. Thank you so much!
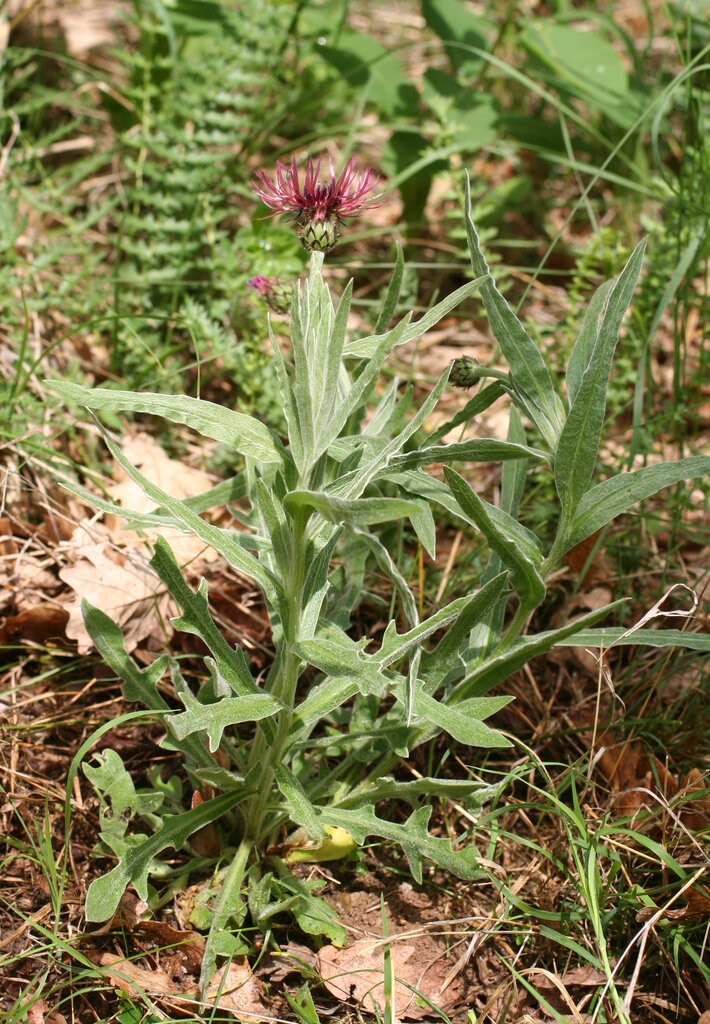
<box><xmin>300</xmin><ymin>527</ymin><xmax>343</xmax><ymax>640</ymax></box>
<box><xmin>271</xmin><ymin>868</ymin><xmax>347</xmax><ymax>946</ymax></box>
<box><xmin>336</xmin><ymin>369</ymin><xmax>452</xmax><ymax>498</ymax></box>
<box><xmin>388</xmin><ymin>437</ymin><xmax>548</xmax><ymax>472</ymax></box>
<box><xmin>444</xmin><ymin>467</ymin><xmax>545</xmax><ymax>609</ymax></box>
<box><xmin>295</xmin><ymin>625</ymin><xmax>400</xmax><ymax>697</ymax></box>
<box><xmin>273</xmin><ymin>764</ymin><xmax>324</xmax><ymax>841</ymax></box>
<box><xmin>256</xmin><ymin>479</ymin><xmax>292</xmax><ymax>574</ymax></box>
<box><xmin>269</xmin><ymin>319</ymin><xmax>304</xmax><ymax>470</ymax></box>
<box><xmin>314</xmin><ymin>279</ymin><xmax>353</xmax><ymax>444</ymax></box>
<box><xmin>464</xmin><ymin>175</ymin><xmax>565</xmax><ymax>449</ymax></box>
<box><xmin>554</xmin><ymin>238</ymin><xmax>646</xmax><ymax>517</ymax></box>
<box><xmin>408</xmin><ymin>690</ymin><xmax>512</xmax><ymax>747</ymax></box>
<box><xmin>81</xmin><ymin>599</ymin><xmax>214</xmax><ymax>770</ymax></box>
<box><xmin>150</xmin><ymin>538</ymin><xmax>255</xmax><ymax>697</ymax></box>
<box><xmin>420</xmin><ymin>573</ymin><xmax>509</xmax><ymax>689</ymax></box>
<box><xmin>452</xmin><ymin>600</ymin><xmax>626</xmax><ymax>701</ymax></box>
<box><xmin>376</xmin><ymin>594</ymin><xmax>477</xmax><ymax>668</ymax></box>
<box><xmin>363</xmin><ymin>376</ymin><xmax>401</xmax><ymax>437</ymax></box>
<box><xmin>284</xmin><ymin>490</ymin><xmax>433</xmax><ymax>554</ymax></box>
<box><xmin>345</xmin><ymin>277</ymin><xmax>485</xmax><ymax>360</ymax></box>
<box><xmin>47</xmin><ymin>381</ymin><xmax>284</xmax><ymax>465</ymax></box>
<box><xmin>170</xmin><ymin>682</ymin><xmax>281</xmax><ymax>753</ymax></box>
<box><xmin>343</xmin><ymin>776</ymin><xmax>501</xmax><ymax>805</ymax></box>
<box><xmin>292</xmin><ymin>677</ymin><xmax>360</xmax><ymax>730</ymax></box>
<box><xmin>566</xmin><ymin>456</ymin><xmax>710</xmax><ymax>549</ymax></box>
<box><xmin>425</xmin><ymin>381</ymin><xmax>507</xmax><ymax>446</ymax></box>
<box><xmin>352</xmin><ymin>528</ymin><xmax>418</xmax><ymax>629</ymax></box>
<box><xmin>566</xmin><ymin>278</ymin><xmax>614</xmax><ymax>406</ymax></box>
<box><xmin>317</xmin><ymin>318</ymin><xmax>411</xmax><ymax>455</ymax></box>
<box><xmin>553</xmin><ymin>627</ymin><xmax>710</xmax><ymax>651</ymax></box>
<box><xmin>476</xmin><ymin>408</ymin><xmax>528</xmax><ymax>655</ymax></box>
<box><xmin>374</xmin><ymin>241</ymin><xmax>404</xmax><ymax>333</ymax></box>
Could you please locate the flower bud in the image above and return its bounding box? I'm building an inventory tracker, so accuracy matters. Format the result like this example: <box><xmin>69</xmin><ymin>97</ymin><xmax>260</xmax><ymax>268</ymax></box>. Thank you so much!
<box><xmin>247</xmin><ymin>275</ymin><xmax>293</xmax><ymax>314</ymax></box>
<box><xmin>449</xmin><ymin>356</ymin><xmax>481</xmax><ymax>390</ymax></box>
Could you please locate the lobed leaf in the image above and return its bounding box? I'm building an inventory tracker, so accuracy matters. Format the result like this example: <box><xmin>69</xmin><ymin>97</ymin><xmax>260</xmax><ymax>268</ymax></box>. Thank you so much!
<box><xmin>170</xmin><ymin>684</ymin><xmax>281</xmax><ymax>753</ymax></box>
<box><xmin>316</xmin><ymin>804</ymin><xmax>482</xmax><ymax>883</ymax></box>
<box><xmin>85</xmin><ymin>791</ymin><xmax>246</xmax><ymax>922</ymax></box>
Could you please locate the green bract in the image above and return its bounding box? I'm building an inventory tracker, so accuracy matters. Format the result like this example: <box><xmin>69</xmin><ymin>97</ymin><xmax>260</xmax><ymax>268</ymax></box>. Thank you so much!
<box><xmin>50</xmin><ymin>180</ymin><xmax>710</xmax><ymax>992</ymax></box>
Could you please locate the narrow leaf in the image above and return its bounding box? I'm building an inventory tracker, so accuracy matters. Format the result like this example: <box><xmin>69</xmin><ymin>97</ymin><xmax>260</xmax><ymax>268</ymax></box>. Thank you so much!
<box><xmin>48</xmin><ymin>381</ymin><xmax>283</xmax><ymax>464</ymax></box>
<box><xmin>374</xmin><ymin>242</ymin><xmax>404</xmax><ymax>333</ymax></box>
<box><xmin>452</xmin><ymin>600</ymin><xmax>625</xmax><ymax>701</ymax></box>
<box><xmin>566</xmin><ymin>278</ymin><xmax>614</xmax><ymax>406</ymax></box>
<box><xmin>567</xmin><ymin>456</ymin><xmax>710</xmax><ymax>548</ymax></box>
<box><xmin>81</xmin><ymin>600</ymin><xmax>213</xmax><ymax>770</ymax></box>
<box><xmin>554</xmin><ymin>627</ymin><xmax>710</xmax><ymax>651</ymax></box>
<box><xmin>554</xmin><ymin>238</ymin><xmax>646</xmax><ymax>515</ymax></box>
<box><xmin>150</xmin><ymin>538</ymin><xmax>255</xmax><ymax>696</ymax></box>
<box><xmin>345</xmin><ymin>277</ymin><xmax>485</xmax><ymax>360</ymax></box>
<box><xmin>273</xmin><ymin>764</ymin><xmax>324</xmax><ymax>841</ymax></box>
<box><xmin>444</xmin><ymin>467</ymin><xmax>545</xmax><ymax>608</ymax></box>
<box><xmin>408</xmin><ymin>690</ymin><xmax>511</xmax><ymax>747</ymax></box>
<box><xmin>464</xmin><ymin>175</ymin><xmax>564</xmax><ymax>448</ymax></box>
<box><xmin>388</xmin><ymin>437</ymin><xmax>548</xmax><ymax>472</ymax></box>
<box><xmin>420</xmin><ymin>573</ymin><xmax>509</xmax><ymax>688</ymax></box>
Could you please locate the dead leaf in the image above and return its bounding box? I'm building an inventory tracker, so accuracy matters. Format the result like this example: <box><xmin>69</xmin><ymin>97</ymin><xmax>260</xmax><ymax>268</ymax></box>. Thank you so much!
<box><xmin>59</xmin><ymin>526</ymin><xmax>173</xmax><ymax>653</ymax></box>
<box><xmin>317</xmin><ymin>937</ymin><xmax>461</xmax><ymax>1020</ymax></box>
<box><xmin>531</xmin><ymin>966</ymin><xmax>607</xmax><ymax>988</ymax></box>
<box><xmin>636</xmin><ymin>886</ymin><xmax>710</xmax><ymax>924</ymax></box>
<box><xmin>206</xmin><ymin>960</ymin><xmax>269</xmax><ymax>1019</ymax></box>
<box><xmin>96</xmin><ymin>950</ymin><xmax>268</xmax><ymax>1020</ymax></box>
<box><xmin>189</xmin><ymin>789</ymin><xmax>221</xmax><ymax>858</ymax></box>
<box><xmin>0</xmin><ymin>605</ymin><xmax>69</xmax><ymax>645</ymax></box>
<box><xmin>595</xmin><ymin>735</ymin><xmax>710</xmax><ymax>830</ymax></box>
<box><xmin>25</xmin><ymin>997</ymin><xmax>48</xmax><ymax>1024</ymax></box>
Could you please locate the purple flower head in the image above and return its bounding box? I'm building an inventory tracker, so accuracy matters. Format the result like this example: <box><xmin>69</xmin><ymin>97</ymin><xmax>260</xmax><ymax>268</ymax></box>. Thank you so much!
<box><xmin>251</xmin><ymin>154</ymin><xmax>383</xmax><ymax>253</ymax></box>
<box><xmin>247</xmin><ymin>275</ymin><xmax>293</xmax><ymax>315</ymax></box>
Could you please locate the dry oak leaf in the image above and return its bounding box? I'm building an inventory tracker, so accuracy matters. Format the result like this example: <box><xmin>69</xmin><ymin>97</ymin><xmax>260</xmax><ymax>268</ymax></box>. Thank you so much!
<box><xmin>59</xmin><ymin>525</ymin><xmax>173</xmax><ymax>654</ymax></box>
<box><xmin>317</xmin><ymin>938</ymin><xmax>461</xmax><ymax>1020</ymax></box>
<box><xmin>96</xmin><ymin>951</ymin><xmax>268</xmax><ymax>1020</ymax></box>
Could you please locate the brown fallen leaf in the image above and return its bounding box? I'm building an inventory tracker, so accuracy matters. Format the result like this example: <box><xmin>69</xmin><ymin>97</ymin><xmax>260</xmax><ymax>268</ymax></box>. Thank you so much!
<box><xmin>595</xmin><ymin>734</ymin><xmax>710</xmax><ymax>830</ymax></box>
<box><xmin>531</xmin><ymin>966</ymin><xmax>607</xmax><ymax>988</ymax></box>
<box><xmin>96</xmin><ymin>950</ymin><xmax>268</xmax><ymax>1020</ymax></box>
<box><xmin>59</xmin><ymin>432</ymin><xmax>221</xmax><ymax>653</ymax></box>
<box><xmin>59</xmin><ymin>526</ymin><xmax>173</xmax><ymax>653</ymax></box>
<box><xmin>0</xmin><ymin>605</ymin><xmax>69</xmax><ymax>645</ymax></box>
<box><xmin>636</xmin><ymin>886</ymin><xmax>710</xmax><ymax>924</ymax></box>
<box><xmin>317</xmin><ymin>937</ymin><xmax>461</xmax><ymax>1020</ymax></box>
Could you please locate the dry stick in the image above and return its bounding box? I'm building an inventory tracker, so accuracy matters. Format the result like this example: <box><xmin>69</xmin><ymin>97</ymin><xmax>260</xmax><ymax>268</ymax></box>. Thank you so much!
<box><xmin>435</xmin><ymin>529</ymin><xmax>462</xmax><ymax>604</ymax></box>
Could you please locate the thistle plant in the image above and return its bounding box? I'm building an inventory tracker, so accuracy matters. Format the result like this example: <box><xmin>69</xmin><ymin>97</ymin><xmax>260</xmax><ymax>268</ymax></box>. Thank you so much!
<box><xmin>51</xmin><ymin>157</ymin><xmax>709</xmax><ymax>991</ymax></box>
